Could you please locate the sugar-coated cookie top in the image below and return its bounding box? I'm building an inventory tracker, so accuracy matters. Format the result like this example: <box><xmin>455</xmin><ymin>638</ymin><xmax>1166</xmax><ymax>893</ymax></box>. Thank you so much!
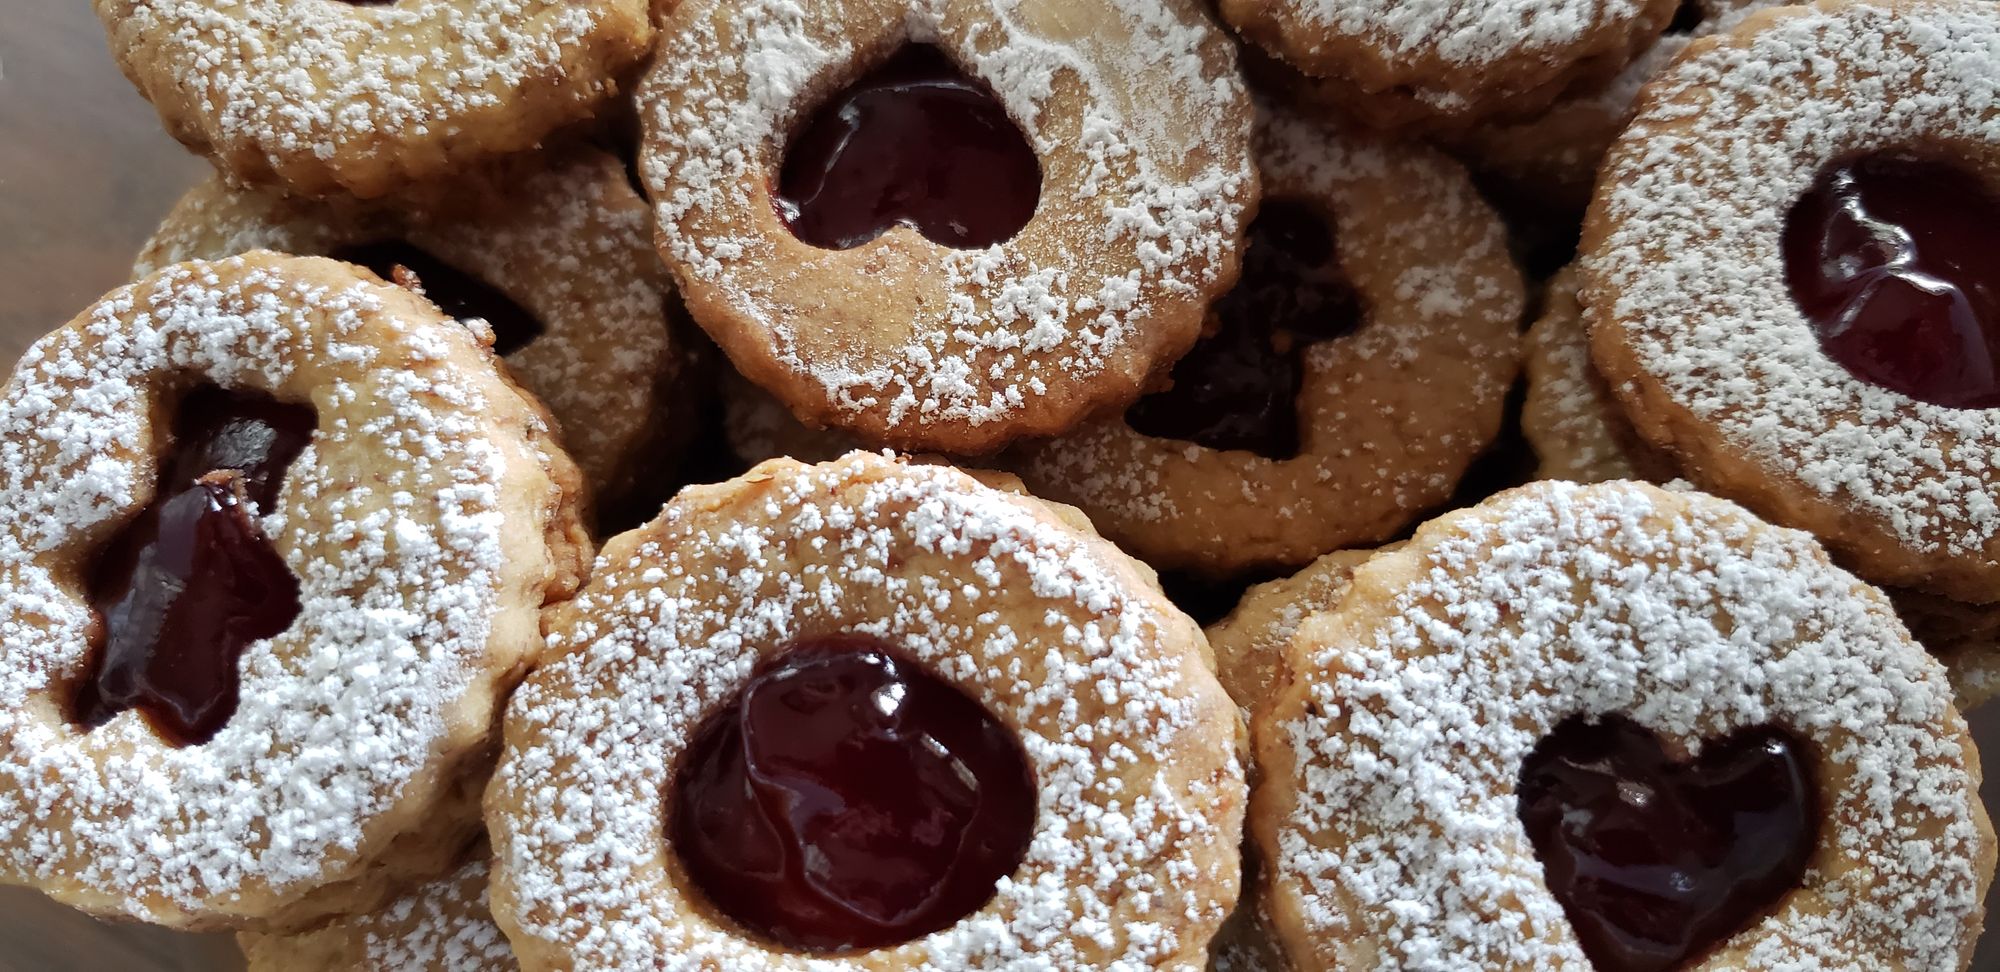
<box><xmin>642</xmin><ymin>0</ymin><xmax>1253</xmax><ymax>435</ymax></box>
<box><xmin>1279</xmin><ymin>0</ymin><xmax>1656</xmax><ymax>66</ymax></box>
<box><xmin>494</xmin><ymin>454</ymin><xmax>1242</xmax><ymax>969</ymax></box>
<box><xmin>100</xmin><ymin>0</ymin><xmax>627</xmax><ymax>156</ymax></box>
<box><xmin>1585</xmin><ymin>0</ymin><xmax>2000</xmax><ymax>557</ymax></box>
<box><xmin>1269</xmin><ymin>480</ymin><xmax>1987</xmax><ymax>969</ymax></box>
<box><xmin>0</xmin><ymin>256</ymin><xmax>521</xmax><ymax>911</ymax></box>
<box><xmin>357</xmin><ymin>861</ymin><xmax>513</xmax><ymax>971</ymax></box>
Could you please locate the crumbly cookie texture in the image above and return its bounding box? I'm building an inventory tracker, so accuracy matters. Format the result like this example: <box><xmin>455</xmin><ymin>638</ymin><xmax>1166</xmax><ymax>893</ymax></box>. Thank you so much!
<box><xmin>1205</xmin><ymin>550</ymin><xmax>1378</xmax><ymax>720</ymax></box>
<box><xmin>93</xmin><ymin>0</ymin><xmax>653</xmax><ymax>198</ymax></box>
<box><xmin>641</xmin><ymin>0</ymin><xmax>1255</xmax><ymax>453</ymax></box>
<box><xmin>134</xmin><ymin>149</ymin><xmax>686</xmax><ymax>508</ymax></box>
<box><xmin>487</xmin><ymin>452</ymin><xmax>1245</xmax><ymax>971</ymax></box>
<box><xmin>1582</xmin><ymin>0</ymin><xmax>2000</xmax><ymax>603</ymax></box>
<box><xmin>239</xmin><ymin>856</ymin><xmax>515</xmax><ymax>972</ymax></box>
<box><xmin>1221</xmin><ymin>0</ymin><xmax>1679</xmax><ymax>130</ymax></box>
<box><xmin>1254</xmin><ymin>480</ymin><xmax>1995</xmax><ymax>970</ymax></box>
<box><xmin>0</xmin><ymin>253</ymin><xmax>589</xmax><ymax>931</ymax></box>
<box><xmin>1521</xmin><ymin>267</ymin><xmax>1673</xmax><ymax>483</ymax></box>
<box><xmin>1012</xmin><ymin>110</ymin><xmax>1521</xmax><ymax>576</ymax></box>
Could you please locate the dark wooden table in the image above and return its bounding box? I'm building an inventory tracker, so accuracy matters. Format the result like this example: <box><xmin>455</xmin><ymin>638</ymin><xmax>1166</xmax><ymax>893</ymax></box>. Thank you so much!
<box><xmin>2</xmin><ymin>2</ymin><xmax>1998</xmax><ymax>969</ymax></box>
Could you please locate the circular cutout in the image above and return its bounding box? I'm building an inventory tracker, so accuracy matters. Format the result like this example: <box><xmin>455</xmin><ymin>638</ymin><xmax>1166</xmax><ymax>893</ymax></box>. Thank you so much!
<box><xmin>672</xmin><ymin>634</ymin><xmax>1035</xmax><ymax>952</ymax></box>
<box><xmin>487</xmin><ymin>453</ymin><xmax>1244</xmax><ymax>968</ymax></box>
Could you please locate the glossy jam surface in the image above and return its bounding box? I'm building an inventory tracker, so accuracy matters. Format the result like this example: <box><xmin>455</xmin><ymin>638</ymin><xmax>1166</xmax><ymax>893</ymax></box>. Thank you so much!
<box><xmin>1782</xmin><ymin>154</ymin><xmax>2000</xmax><ymax>409</ymax></box>
<box><xmin>777</xmin><ymin>45</ymin><xmax>1041</xmax><ymax>251</ymax></box>
<box><xmin>1517</xmin><ymin>715</ymin><xmax>1819</xmax><ymax>972</ymax></box>
<box><xmin>330</xmin><ymin>240</ymin><xmax>545</xmax><ymax>355</ymax></box>
<box><xmin>1125</xmin><ymin>199</ymin><xmax>1363</xmax><ymax>458</ymax></box>
<box><xmin>73</xmin><ymin>386</ymin><xmax>315</xmax><ymax>746</ymax></box>
<box><xmin>672</xmin><ymin>635</ymin><xmax>1037</xmax><ymax>952</ymax></box>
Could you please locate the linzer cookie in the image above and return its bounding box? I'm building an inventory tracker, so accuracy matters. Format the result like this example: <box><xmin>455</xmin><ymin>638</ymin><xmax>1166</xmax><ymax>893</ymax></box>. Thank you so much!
<box><xmin>1582</xmin><ymin>0</ymin><xmax>2000</xmax><ymax>604</ymax></box>
<box><xmin>1254</xmin><ymin>480</ymin><xmax>1995</xmax><ymax>970</ymax></box>
<box><xmin>485</xmin><ymin>453</ymin><xmax>1244</xmax><ymax>969</ymax></box>
<box><xmin>639</xmin><ymin>0</ymin><xmax>1255</xmax><ymax>454</ymax></box>
<box><xmin>0</xmin><ymin>254</ymin><xmax>589</xmax><ymax>930</ymax></box>
<box><xmin>1220</xmin><ymin>0</ymin><xmax>1680</xmax><ymax>131</ymax></box>
<box><xmin>92</xmin><ymin>0</ymin><xmax>651</xmax><ymax>198</ymax></box>
<box><xmin>1013</xmin><ymin>108</ymin><xmax>1521</xmax><ymax>577</ymax></box>
<box><xmin>135</xmin><ymin>148</ymin><xmax>687</xmax><ymax>519</ymax></box>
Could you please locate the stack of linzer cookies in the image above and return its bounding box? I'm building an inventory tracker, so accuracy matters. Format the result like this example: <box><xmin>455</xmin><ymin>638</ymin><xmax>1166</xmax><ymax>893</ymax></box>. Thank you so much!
<box><xmin>2</xmin><ymin>0</ymin><xmax>1996</xmax><ymax>969</ymax></box>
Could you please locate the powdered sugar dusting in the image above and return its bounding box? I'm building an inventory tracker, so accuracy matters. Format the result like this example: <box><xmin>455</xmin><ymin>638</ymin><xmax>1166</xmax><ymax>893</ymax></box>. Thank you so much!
<box><xmin>0</xmin><ymin>256</ymin><xmax>537</xmax><ymax>922</ymax></box>
<box><xmin>489</xmin><ymin>453</ymin><xmax>1243</xmax><ymax>969</ymax></box>
<box><xmin>1285</xmin><ymin>0</ymin><xmax>1653</xmax><ymax>67</ymax></box>
<box><xmin>640</xmin><ymin>0</ymin><xmax>1252</xmax><ymax>442</ymax></box>
<box><xmin>362</xmin><ymin>860</ymin><xmax>514</xmax><ymax>972</ymax></box>
<box><xmin>1582</xmin><ymin>0</ymin><xmax>2000</xmax><ymax>563</ymax></box>
<box><xmin>1014</xmin><ymin>110</ymin><xmax>1519</xmax><ymax>572</ymax></box>
<box><xmin>93</xmin><ymin>0</ymin><xmax>644</xmax><ymax>193</ymax></box>
<box><xmin>1261</xmin><ymin>480</ymin><xmax>1989</xmax><ymax>969</ymax></box>
<box><xmin>134</xmin><ymin>150</ymin><xmax>679</xmax><ymax>495</ymax></box>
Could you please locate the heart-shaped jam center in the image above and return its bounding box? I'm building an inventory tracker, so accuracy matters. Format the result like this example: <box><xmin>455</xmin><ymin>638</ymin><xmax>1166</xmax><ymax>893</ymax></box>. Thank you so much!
<box><xmin>1124</xmin><ymin>198</ymin><xmax>1364</xmax><ymax>459</ymax></box>
<box><xmin>1782</xmin><ymin>153</ymin><xmax>2000</xmax><ymax>409</ymax></box>
<box><xmin>671</xmin><ymin>634</ymin><xmax>1036</xmax><ymax>952</ymax></box>
<box><xmin>72</xmin><ymin>385</ymin><xmax>315</xmax><ymax>746</ymax></box>
<box><xmin>1517</xmin><ymin>715</ymin><xmax>1819</xmax><ymax>972</ymax></box>
<box><xmin>776</xmin><ymin>45</ymin><xmax>1042</xmax><ymax>251</ymax></box>
<box><xmin>331</xmin><ymin>240</ymin><xmax>546</xmax><ymax>356</ymax></box>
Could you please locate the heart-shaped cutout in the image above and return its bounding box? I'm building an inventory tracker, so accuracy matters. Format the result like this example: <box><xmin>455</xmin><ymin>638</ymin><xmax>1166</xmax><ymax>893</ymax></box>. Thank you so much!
<box><xmin>776</xmin><ymin>45</ymin><xmax>1042</xmax><ymax>251</ymax></box>
<box><xmin>1783</xmin><ymin>153</ymin><xmax>2000</xmax><ymax>409</ymax></box>
<box><xmin>1125</xmin><ymin>197</ymin><xmax>1362</xmax><ymax>459</ymax></box>
<box><xmin>1517</xmin><ymin>715</ymin><xmax>1819</xmax><ymax>972</ymax></box>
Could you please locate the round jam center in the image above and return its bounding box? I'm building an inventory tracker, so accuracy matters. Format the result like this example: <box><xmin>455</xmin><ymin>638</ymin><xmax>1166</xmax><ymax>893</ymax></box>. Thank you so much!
<box><xmin>72</xmin><ymin>385</ymin><xmax>315</xmax><ymax>746</ymax></box>
<box><xmin>776</xmin><ymin>45</ymin><xmax>1042</xmax><ymax>251</ymax></box>
<box><xmin>1782</xmin><ymin>153</ymin><xmax>2000</xmax><ymax>409</ymax></box>
<box><xmin>671</xmin><ymin>634</ymin><xmax>1037</xmax><ymax>952</ymax></box>
<box><xmin>330</xmin><ymin>240</ymin><xmax>546</xmax><ymax>356</ymax></box>
<box><xmin>1124</xmin><ymin>198</ymin><xmax>1363</xmax><ymax>459</ymax></box>
<box><xmin>1517</xmin><ymin>715</ymin><xmax>1819</xmax><ymax>972</ymax></box>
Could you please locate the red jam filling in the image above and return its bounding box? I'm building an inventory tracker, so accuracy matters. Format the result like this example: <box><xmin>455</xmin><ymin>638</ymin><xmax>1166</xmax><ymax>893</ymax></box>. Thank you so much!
<box><xmin>1124</xmin><ymin>198</ymin><xmax>1363</xmax><ymax>459</ymax></box>
<box><xmin>72</xmin><ymin>386</ymin><xmax>315</xmax><ymax>746</ymax></box>
<box><xmin>1782</xmin><ymin>153</ymin><xmax>2000</xmax><ymax>409</ymax></box>
<box><xmin>330</xmin><ymin>240</ymin><xmax>545</xmax><ymax>355</ymax></box>
<box><xmin>776</xmin><ymin>45</ymin><xmax>1041</xmax><ymax>251</ymax></box>
<box><xmin>671</xmin><ymin>634</ymin><xmax>1037</xmax><ymax>952</ymax></box>
<box><xmin>1517</xmin><ymin>715</ymin><xmax>1819</xmax><ymax>972</ymax></box>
